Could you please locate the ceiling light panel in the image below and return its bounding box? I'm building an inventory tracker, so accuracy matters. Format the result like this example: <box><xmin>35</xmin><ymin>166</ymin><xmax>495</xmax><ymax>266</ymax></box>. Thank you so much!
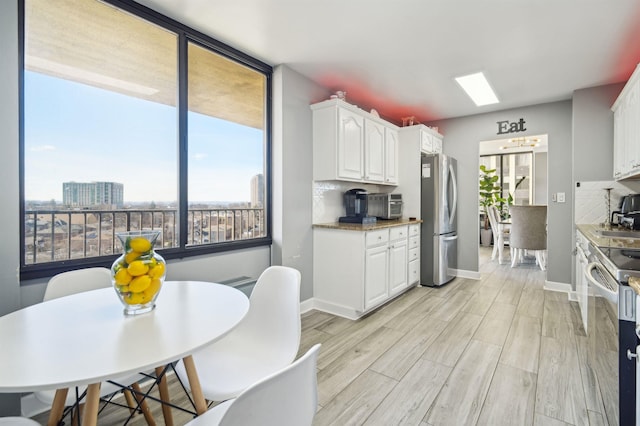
<box><xmin>454</xmin><ymin>72</ymin><xmax>499</xmax><ymax>106</ymax></box>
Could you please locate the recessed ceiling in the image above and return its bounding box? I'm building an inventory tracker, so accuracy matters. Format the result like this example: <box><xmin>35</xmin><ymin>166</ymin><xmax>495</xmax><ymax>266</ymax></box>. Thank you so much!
<box><xmin>135</xmin><ymin>0</ymin><xmax>640</xmax><ymax>125</ymax></box>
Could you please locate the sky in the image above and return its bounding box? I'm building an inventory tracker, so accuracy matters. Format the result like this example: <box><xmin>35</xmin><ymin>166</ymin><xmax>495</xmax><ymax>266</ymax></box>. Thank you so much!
<box><xmin>24</xmin><ymin>71</ymin><xmax>264</xmax><ymax>204</ymax></box>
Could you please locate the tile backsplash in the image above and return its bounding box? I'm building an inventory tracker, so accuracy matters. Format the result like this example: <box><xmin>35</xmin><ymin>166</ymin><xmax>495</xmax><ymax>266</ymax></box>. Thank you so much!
<box><xmin>575</xmin><ymin>180</ymin><xmax>640</xmax><ymax>224</ymax></box>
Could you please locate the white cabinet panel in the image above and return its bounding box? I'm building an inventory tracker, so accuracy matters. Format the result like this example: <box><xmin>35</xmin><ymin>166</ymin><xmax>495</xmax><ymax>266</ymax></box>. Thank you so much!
<box><xmin>338</xmin><ymin>108</ymin><xmax>365</xmax><ymax>180</ymax></box>
<box><xmin>385</xmin><ymin>127</ymin><xmax>399</xmax><ymax>185</ymax></box>
<box><xmin>612</xmin><ymin>63</ymin><xmax>640</xmax><ymax>180</ymax></box>
<box><xmin>365</xmin><ymin>244</ymin><xmax>389</xmax><ymax>310</ymax></box>
<box><xmin>364</xmin><ymin>119</ymin><xmax>385</xmax><ymax>182</ymax></box>
<box><xmin>389</xmin><ymin>239</ymin><xmax>408</xmax><ymax>296</ymax></box>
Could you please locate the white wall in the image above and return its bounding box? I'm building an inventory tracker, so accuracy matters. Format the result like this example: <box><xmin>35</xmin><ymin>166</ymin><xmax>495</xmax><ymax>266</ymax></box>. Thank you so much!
<box><xmin>429</xmin><ymin>101</ymin><xmax>573</xmax><ymax>285</ymax></box>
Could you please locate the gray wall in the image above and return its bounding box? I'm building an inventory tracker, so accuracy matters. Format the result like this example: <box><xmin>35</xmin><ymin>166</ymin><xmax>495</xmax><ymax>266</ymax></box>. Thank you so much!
<box><xmin>0</xmin><ymin>0</ymin><xmax>22</xmax><ymax>415</ymax></box>
<box><xmin>272</xmin><ymin>65</ymin><xmax>329</xmax><ymax>300</ymax></box>
<box><xmin>429</xmin><ymin>101</ymin><xmax>573</xmax><ymax>285</ymax></box>
<box><xmin>572</xmin><ymin>83</ymin><xmax>624</xmax><ymax>182</ymax></box>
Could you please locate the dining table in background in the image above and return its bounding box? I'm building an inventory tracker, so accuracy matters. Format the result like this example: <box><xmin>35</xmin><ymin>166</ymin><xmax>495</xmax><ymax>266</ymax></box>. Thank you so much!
<box><xmin>0</xmin><ymin>281</ymin><xmax>250</xmax><ymax>426</ymax></box>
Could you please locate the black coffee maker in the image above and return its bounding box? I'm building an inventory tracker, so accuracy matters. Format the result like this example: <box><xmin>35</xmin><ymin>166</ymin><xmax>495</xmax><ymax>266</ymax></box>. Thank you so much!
<box><xmin>339</xmin><ymin>189</ymin><xmax>376</xmax><ymax>224</ymax></box>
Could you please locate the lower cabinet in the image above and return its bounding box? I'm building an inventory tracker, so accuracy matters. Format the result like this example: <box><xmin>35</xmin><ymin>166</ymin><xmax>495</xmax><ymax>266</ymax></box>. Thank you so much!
<box><xmin>407</xmin><ymin>223</ymin><xmax>421</xmax><ymax>285</ymax></box>
<box><xmin>314</xmin><ymin>224</ymin><xmax>413</xmax><ymax>319</ymax></box>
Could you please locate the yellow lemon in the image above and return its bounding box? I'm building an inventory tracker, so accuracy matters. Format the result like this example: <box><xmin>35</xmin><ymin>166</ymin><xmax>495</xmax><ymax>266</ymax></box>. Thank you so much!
<box><xmin>124</xmin><ymin>292</ymin><xmax>145</xmax><ymax>305</ymax></box>
<box><xmin>139</xmin><ymin>291</ymin><xmax>153</xmax><ymax>304</ymax></box>
<box><xmin>129</xmin><ymin>237</ymin><xmax>152</xmax><ymax>253</ymax></box>
<box><xmin>116</xmin><ymin>284</ymin><xmax>130</xmax><ymax>293</ymax></box>
<box><xmin>127</xmin><ymin>260</ymin><xmax>149</xmax><ymax>276</ymax></box>
<box><xmin>148</xmin><ymin>262</ymin><xmax>165</xmax><ymax>279</ymax></box>
<box><xmin>114</xmin><ymin>268</ymin><xmax>133</xmax><ymax>285</ymax></box>
<box><xmin>129</xmin><ymin>275</ymin><xmax>152</xmax><ymax>292</ymax></box>
<box><xmin>125</xmin><ymin>251</ymin><xmax>141</xmax><ymax>264</ymax></box>
<box><xmin>143</xmin><ymin>278</ymin><xmax>162</xmax><ymax>300</ymax></box>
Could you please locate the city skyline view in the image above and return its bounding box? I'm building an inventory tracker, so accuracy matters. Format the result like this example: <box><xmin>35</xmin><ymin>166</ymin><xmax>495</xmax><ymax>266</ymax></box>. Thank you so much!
<box><xmin>24</xmin><ymin>71</ymin><xmax>265</xmax><ymax>204</ymax></box>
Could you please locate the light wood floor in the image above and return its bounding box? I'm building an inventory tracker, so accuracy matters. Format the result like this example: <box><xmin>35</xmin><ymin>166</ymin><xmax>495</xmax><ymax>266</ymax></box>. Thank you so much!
<box><xmin>33</xmin><ymin>247</ymin><xmax>601</xmax><ymax>425</ymax></box>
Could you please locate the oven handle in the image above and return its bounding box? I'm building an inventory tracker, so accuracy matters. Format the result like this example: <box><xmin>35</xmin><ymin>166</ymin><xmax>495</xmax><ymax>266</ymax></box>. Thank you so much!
<box><xmin>584</xmin><ymin>262</ymin><xmax>618</xmax><ymax>304</ymax></box>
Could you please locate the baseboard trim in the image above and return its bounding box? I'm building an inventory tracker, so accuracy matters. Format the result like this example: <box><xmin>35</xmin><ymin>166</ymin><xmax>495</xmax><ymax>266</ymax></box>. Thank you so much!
<box><xmin>300</xmin><ymin>297</ymin><xmax>314</xmax><ymax>314</ymax></box>
<box><xmin>544</xmin><ymin>280</ymin><xmax>575</xmax><ymax>301</ymax></box>
<box><xmin>454</xmin><ymin>269</ymin><xmax>482</xmax><ymax>280</ymax></box>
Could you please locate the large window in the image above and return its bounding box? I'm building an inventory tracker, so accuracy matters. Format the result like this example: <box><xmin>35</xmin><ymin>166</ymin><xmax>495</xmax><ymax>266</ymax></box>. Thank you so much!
<box><xmin>480</xmin><ymin>152</ymin><xmax>533</xmax><ymax>215</ymax></box>
<box><xmin>20</xmin><ymin>0</ymin><xmax>272</xmax><ymax>279</ymax></box>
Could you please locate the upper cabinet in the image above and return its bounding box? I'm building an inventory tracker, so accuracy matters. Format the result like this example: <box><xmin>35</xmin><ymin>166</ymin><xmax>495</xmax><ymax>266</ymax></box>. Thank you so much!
<box><xmin>399</xmin><ymin>124</ymin><xmax>444</xmax><ymax>155</ymax></box>
<box><xmin>612</xmin><ymin>64</ymin><xmax>640</xmax><ymax>180</ymax></box>
<box><xmin>312</xmin><ymin>99</ymin><xmax>399</xmax><ymax>185</ymax></box>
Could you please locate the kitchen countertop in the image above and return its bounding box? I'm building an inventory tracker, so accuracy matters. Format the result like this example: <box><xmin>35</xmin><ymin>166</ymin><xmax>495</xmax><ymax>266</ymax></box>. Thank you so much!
<box><xmin>576</xmin><ymin>224</ymin><xmax>640</xmax><ymax>249</ymax></box>
<box><xmin>313</xmin><ymin>218</ymin><xmax>423</xmax><ymax>231</ymax></box>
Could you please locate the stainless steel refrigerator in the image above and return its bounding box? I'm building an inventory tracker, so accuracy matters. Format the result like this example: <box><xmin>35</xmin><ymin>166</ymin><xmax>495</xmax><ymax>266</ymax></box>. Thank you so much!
<box><xmin>421</xmin><ymin>153</ymin><xmax>458</xmax><ymax>286</ymax></box>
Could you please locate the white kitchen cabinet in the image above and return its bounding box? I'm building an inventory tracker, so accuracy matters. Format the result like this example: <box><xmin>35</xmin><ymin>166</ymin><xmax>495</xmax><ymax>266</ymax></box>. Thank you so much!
<box><xmin>399</xmin><ymin>124</ymin><xmax>444</xmax><ymax>156</ymax></box>
<box><xmin>364</xmin><ymin>118</ymin><xmax>385</xmax><ymax>183</ymax></box>
<box><xmin>313</xmin><ymin>224</ymin><xmax>413</xmax><ymax>319</ymax></box>
<box><xmin>337</xmin><ymin>108</ymin><xmax>365</xmax><ymax>180</ymax></box>
<box><xmin>407</xmin><ymin>223</ymin><xmax>421</xmax><ymax>285</ymax></box>
<box><xmin>312</xmin><ymin>99</ymin><xmax>399</xmax><ymax>185</ymax></box>
<box><xmin>365</xmin><ymin>240</ymin><xmax>390</xmax><ymax>310</ymax></box>
<box><xmin>388</xmin><ymin>226</ymin><xmax>408</xmax><ymax>296</ymax></box>
<box><xmin>575</xmin><ymin>229</ymin><xmax>589</xmax><ymax>332</ymax></box>
<box><xmin>384</xmin><ymin>127</ymin><xmax>399</xmax><ymax>184</ymax></box>
<box><xmin>612</xmin><ymin>63</ymin><xmax>640</xmax><ymax>180</ymax></box>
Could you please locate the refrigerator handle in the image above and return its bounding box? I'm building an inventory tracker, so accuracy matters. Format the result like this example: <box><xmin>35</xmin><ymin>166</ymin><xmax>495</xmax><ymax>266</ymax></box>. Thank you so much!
<box><xmin>448</xmin><ymin>163</ymin><xmax>458</xmax><ymax>226</ymax></box>
<box><xmin>442</xmin><ymin>234</ymin><xmax>458</xmax><ymax>241</ymax></box>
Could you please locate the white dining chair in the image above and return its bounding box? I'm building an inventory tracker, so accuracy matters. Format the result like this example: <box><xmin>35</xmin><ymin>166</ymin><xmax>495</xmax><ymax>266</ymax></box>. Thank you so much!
<box><xmin>175</xmin><ymin>265</ymin><xmax>302</xmax><ymax>402</ymax></box>
<box><xmin>0</xmin><ymin>418</ymin><xmax>40</xmax><ymax>425</ymax></box>
<box><xmin>487</xmin><ymin>205</ymin><xmax>511</xmax><ymax>264</ymax></box>
<box><xmin>185</xmin><ymin>343</ymin><xmax>320</xmax><ymax>426</ymax></box>
<box><xmin>33</xmin><ymin>268</ymin><xmax>154</xmax><ymax>424</ymax></box>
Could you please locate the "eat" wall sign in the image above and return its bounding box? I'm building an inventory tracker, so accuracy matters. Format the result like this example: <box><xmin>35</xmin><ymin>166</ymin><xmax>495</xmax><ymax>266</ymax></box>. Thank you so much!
<box><xmin>496</xmin><ymin>118</ymin><xmax>526</xmax><ymax>135</ymax></box>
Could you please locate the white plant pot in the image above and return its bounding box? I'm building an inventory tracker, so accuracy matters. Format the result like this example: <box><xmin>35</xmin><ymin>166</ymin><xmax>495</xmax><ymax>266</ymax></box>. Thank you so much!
<box><xmin>480</xmin><ymin>228</ymin><xmax>493</xmax><ymax>247</ymax></box>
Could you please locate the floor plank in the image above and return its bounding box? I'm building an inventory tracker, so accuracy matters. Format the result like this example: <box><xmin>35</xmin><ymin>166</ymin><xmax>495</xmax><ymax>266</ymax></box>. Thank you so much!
<box><xmin>425</xmin><ymin>339</ymin><xmax>502</xmax><ymax>426</ymax></box>
<box><xmin>476</xmin><ymin>363</ymin><xmax>537</xmax><ymax>426</ymax></box>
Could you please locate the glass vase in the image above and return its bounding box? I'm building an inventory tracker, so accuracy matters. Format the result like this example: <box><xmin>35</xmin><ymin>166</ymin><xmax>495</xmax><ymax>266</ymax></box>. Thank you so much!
<box><xmin>111</xmin><ymin>230</ymin><xmax>166</xmax><ymax>316</ymax></box>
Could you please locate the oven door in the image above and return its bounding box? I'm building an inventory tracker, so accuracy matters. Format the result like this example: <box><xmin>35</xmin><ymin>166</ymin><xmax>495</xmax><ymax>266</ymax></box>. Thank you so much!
<box><xmin>585</xmin><ymin>261</ymin><xmax>620</xmax><ymax>426</ymax></box>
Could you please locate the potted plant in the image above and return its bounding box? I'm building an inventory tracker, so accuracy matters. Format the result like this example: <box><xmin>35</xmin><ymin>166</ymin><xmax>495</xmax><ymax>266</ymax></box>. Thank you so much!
<box><xmin>479</xmin><ymin>165</ymin><xmax>504</xmax><ymax>246</ymax></box>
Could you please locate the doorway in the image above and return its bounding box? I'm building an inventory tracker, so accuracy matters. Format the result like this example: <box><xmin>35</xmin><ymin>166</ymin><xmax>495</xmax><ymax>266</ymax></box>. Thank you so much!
<box><xmin>478</xmin><ymin>134</ymin><xmax>548</xmax><ymax>266</ymax></box>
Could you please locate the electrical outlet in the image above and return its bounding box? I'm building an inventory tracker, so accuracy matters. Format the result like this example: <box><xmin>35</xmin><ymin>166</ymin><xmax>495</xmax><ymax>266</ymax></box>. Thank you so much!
<box><xmin>552</xmin><ymin>193</ymin><xmax>557</xmax><ymax>202</ymax></box>
<box><xmin>558</xmin><ymin>192</ymin><xmax>565</xmax><ymax>203</ymax></box>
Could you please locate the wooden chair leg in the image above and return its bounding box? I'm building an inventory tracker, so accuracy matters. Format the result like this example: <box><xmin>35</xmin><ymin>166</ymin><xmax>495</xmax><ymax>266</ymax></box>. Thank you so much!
<box><xmin>47</xmin><ymin>388</ymin><xmax>69</xmax><ymax>426</ymax></box>
<box><xmin>155</xmin><ymin>366</ymin><xmax>174</xmax><ymax>426</ymax></box>
<box><xmin>131</xmin><ymin>382</ymin><xmax>157</xmax><ymax>426</ymax></box>
<box><xmin>182</xmin><ymin>355</ymin><xmax>208</xmax><ymax>415</ymax></box>
<box><xmin>123</xmin><ymin>388</ymin><xmax>137</xmax><ymax>415</ymax></box>
<box><xmin>81</xmin><ymin>383</ymin><xmax>101</xmax><ymax>426</ymax></box>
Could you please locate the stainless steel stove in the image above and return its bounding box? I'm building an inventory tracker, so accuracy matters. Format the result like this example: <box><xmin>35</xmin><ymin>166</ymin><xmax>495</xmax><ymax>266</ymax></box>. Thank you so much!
<box><xmin>586</xmin><ymin>243</ymin><xmax>640</xmax><ymax>425</ymax></box>
<box><xmin>592</xmin><ymin>245</ymin><xmax>640</xmax><ymax>284</ymax></box>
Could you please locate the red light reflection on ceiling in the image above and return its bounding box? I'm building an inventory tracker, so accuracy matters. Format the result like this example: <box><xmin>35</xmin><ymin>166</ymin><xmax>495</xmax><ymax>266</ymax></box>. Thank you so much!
<box><xmin>613</xmin><ymin>4</ymin><xmax>640</xmax><ymax>83</ymax></box>
<box><xmin>315</xmin><ymin>73</ymin><xmax>440</xmax><ymax>127</ymax></box>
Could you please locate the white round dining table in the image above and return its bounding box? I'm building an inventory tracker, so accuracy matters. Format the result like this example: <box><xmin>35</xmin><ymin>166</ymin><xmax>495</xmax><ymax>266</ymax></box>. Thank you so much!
<box><xmin>0</xmin><ymin>281</ymin><xmax>249</xmax><ymax>426</ymax></box>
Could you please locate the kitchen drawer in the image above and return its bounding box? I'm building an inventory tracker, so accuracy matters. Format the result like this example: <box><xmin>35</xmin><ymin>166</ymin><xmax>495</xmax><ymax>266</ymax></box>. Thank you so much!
<box><xmin>366</xmin><ymin>229</ymin><xmax>389</xmax><ymax>247</ymax></box>
<box><xmin>408</xmin><ymin>259</ymin><xmax>420</xmax><ymax>285</ymax></box>
<box><xmin>409</xmin><ymin>235</ymin><xmax>419</xmax><ymax>249</ymax></box>
<box><xmin>408</xmin><ymin>247</ymin><xmax>420</xmax><ymax>262</ymax></box>
<box><xmin>389</xmin><ymin>225</ymin><xmax>408</xmax><ymax>241</ymax></box>
<box><xmin>409</xmin><ymin>223</ymin><xmax>420</xmax><ymax>237</ymax></box>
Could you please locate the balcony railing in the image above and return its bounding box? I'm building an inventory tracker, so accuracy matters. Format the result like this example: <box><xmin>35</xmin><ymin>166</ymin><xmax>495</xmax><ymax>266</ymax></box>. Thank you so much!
<box><xmin>24</xmin><ymin>207</ymin><xmax>265</xmax><ymax>265</ymax></box>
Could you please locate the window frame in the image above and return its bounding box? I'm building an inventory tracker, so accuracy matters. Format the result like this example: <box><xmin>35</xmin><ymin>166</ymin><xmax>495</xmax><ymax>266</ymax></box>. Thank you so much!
<box><xmin>19</xmin><ymin>0</ymin><xmax>273</xmax><ymax>281</ymax></box>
